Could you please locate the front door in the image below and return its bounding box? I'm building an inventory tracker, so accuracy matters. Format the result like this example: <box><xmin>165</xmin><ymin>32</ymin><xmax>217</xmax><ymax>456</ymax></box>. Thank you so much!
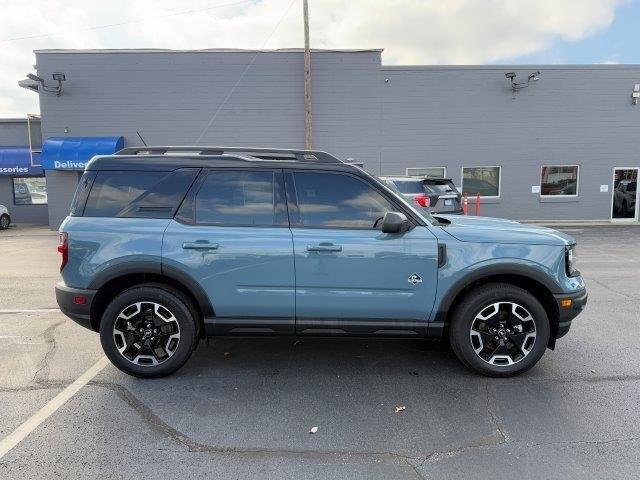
<box><xmin>285</xmin><ymin>170</ymin><xmax>439</xmax><ymax>336</ymax></box>
<box><xmin>611</xmin><ymin>168</ymin><xmax>638</xmax><ymax>222</ymax></box>
<box><xmin>162</xmin><ymin>169</ymin><xmax>295</xmax><ymax>334</ymax></box>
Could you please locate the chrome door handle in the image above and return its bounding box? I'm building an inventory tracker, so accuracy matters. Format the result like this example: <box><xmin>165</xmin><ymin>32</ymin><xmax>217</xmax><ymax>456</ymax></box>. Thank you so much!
<box><xmin>306</xmin><ymin>244</ymin><xmax>342</xmax><ymax>252</ymax></box>
<box><xmin>182</xmin><ymin>241</ymin><xmax>219</xmax><ymax>250</ymax></box>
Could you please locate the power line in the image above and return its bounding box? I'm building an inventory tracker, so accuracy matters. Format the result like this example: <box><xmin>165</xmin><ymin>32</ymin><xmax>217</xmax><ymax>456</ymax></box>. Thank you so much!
<box><xmin>193</xmin><ymin>0</ymin><xmax>297</xmax><ymax>143</ymax></box>
<box><xmin>2</xmin><ymin>0</ymin><xmax>254</xmax><ymax>43</ymax></box>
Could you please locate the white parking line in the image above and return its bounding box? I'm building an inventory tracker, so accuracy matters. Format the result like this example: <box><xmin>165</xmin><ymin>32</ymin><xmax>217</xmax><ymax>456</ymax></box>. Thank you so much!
<box><xmin>0</xmin><ymin>356</ymin><xmax>110</xmax><ymax>460</ymax></box>
<box><xmin>0</xmin><ymin>309</ymin><xmax>60</xmax><ymax>314</ymax></box>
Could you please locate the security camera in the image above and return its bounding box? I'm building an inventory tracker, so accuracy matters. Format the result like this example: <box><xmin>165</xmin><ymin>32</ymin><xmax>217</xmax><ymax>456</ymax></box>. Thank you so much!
<box><xmin>52</xmin><ymin>72</ymin><xmax>66</xmax><ymax>81</ymax></box>
<box><xmin>26</xmin><ymin>73</ymin><xmax>43</xmax><ymax>83</ymax></box>
<box><xmin>505</xmin><ymin>72</ymin><xmax>516</xmax><ymax>80</ymax></box>
<box><xmin>528</xmin><ymin>71</ymin><xmax>540</xmax><ymax>82</ymax></box>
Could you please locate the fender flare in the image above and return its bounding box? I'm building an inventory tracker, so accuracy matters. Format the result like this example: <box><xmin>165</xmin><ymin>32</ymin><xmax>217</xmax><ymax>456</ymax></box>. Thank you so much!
<box><xmin>88</xmin><ymin>260</ymin><xmax>214</xmax><ymax>317</ymax></box>
<box><xmin>431</xmin><ymin>262</ymin><xmax>562</xmax><ymax>326</ymax></box>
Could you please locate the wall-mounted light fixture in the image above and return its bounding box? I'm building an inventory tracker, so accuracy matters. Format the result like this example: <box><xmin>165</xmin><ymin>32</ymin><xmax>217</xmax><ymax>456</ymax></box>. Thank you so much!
<box><xmin>632</xmin><ymin>84</ymin><xmax>640</xmax><ymax>105</ymax></box>
<box><xmin>24</xmin><ymin>72</ymin><xmax>66</xmax><ymax>96</ymax></box>
<box><xmin>505</xmin><ymin>71</ymin><xmax>540</xmax><ymax>92</ymax></box>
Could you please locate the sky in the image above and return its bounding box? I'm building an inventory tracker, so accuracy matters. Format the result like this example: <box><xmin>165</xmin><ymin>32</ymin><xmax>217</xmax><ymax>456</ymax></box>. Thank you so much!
<box><xmin>1</xmin><ymin>0</ymin><xmax>639</xmax><ymax>117</ymax></box>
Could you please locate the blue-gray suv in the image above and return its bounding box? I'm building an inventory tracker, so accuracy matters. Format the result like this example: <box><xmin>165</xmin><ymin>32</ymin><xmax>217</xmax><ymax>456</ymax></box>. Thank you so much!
<box><xmin>55</xmin><ymin>146</ymin><xmax>587</xmax><ymax>378</ymax></box>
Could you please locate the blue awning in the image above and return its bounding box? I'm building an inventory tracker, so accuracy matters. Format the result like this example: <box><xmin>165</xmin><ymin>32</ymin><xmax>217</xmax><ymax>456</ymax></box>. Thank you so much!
<box><xmin>0</xmin><ymin>147</ymin><xmax>43</xmax><ymax>176</ymax></box>
<box><xmin>42</xmin><ymin>136</ymin><xmax>124</xmax><ymax>170</ymax></box>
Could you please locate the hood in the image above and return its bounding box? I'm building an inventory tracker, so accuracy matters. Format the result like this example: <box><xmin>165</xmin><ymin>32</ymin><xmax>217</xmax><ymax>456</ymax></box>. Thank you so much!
<box><xmin>435</xmin><ymin>214</ymin><xmax>575</xmax><ymax>246</ymax></box>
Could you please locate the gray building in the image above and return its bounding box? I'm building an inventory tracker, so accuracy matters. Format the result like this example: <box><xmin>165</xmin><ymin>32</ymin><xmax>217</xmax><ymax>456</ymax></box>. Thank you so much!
<box><xmin>0</xmin><ymin>118</ymin><xmax>48</xmax><ymax>225</ymax></box>
<box><xmin>18</xmin><ymin>48</ymin><xmax>640</xmax><ymax>227</ymax></box>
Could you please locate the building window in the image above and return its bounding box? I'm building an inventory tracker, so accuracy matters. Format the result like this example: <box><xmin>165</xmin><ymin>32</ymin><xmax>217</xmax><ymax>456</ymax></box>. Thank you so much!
<box><xmin>540</xmin><ymin>165</ymin><xmax>579</xmax><ymax>196</ymax></box>
<box><xmin>12</xmin><ymin>177</ymin><xmax>47</xmax><ymax>205</ymax></box>
<box><xmin>406</xmin><ymin>167</ymin><xmax>446</xmax><ymax>178</ymax></box>
<box><xmin>461</xmin><ymin>166</ymin><xmax>501</xmax><ymax>197</ymax></box>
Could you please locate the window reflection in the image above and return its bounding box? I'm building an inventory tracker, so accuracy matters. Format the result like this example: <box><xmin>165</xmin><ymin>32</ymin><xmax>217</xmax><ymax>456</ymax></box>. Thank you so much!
<box><xmin>293</xmin><ymin>172</ymin><xmax>394</xmax><ymax>228</ymax></box>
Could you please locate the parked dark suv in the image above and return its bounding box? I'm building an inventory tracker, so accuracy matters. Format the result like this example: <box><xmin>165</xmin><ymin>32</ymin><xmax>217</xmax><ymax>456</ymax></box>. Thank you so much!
<box><xmin>56</xmin><ymin>146</ymin><xmax>587</xmax><ymax>378</ymax></box>
<box><xmin>379</xmin><ymin>176</ymin><xmax>463</xmax><ymax>214</ymax></box>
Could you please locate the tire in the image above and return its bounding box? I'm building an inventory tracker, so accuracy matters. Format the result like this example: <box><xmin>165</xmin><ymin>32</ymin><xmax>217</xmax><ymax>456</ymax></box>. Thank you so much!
<box><xmin>449</xmin><ymin>283</ymin><xmax>550</xmax><ymax>377</ymax></box>
<box><xmin>0</xmin><ymin>214</ymin><xmax>10</xmax><ymax>230</ymax></box>
<box><xmin>100</xmin><ymin>284</ymin><xmax>198</xmax><ymax>378</ymax></box>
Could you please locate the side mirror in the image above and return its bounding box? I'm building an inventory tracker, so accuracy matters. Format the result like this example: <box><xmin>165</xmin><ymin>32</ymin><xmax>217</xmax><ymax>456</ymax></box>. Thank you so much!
<box><xmin>381</xmin><ymin>211</ymin><xmax>410</xmax><ymax>234</ymax></box>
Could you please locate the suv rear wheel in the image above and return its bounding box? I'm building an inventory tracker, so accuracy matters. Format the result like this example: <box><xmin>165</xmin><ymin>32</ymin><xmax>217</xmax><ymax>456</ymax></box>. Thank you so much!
<box><xmin>449</xmin><ymin>283</ymin><xmax>550</xmax><ymax>377</ymax></box>
<box><xmin>99</xmin><ymin>284</ymin><xmax>198</xmax><ymax>378</ymax></box>
<box><xmin>0</xmin><ymin>214</ymin><xmax>10</xmax><ymax>230</ymax></box>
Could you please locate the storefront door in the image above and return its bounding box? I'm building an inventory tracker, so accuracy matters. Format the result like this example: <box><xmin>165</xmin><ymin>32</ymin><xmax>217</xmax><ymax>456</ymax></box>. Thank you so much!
<box><xmin>611</xmin><ymin>168</ymin><xmax>638</xmax><ymax>221</ymax></box>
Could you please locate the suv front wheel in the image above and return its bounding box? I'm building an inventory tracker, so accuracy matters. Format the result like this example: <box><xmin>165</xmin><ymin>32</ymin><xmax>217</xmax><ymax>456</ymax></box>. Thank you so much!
<box><xmin>100</xmin><ymin>284</ymin><xmax>198</xmax><ymax>378</ymax></box>
<box><xmin>449</xmin><ymin>283</ymin><xmax>550</xmax><ymax>377</ymax></box>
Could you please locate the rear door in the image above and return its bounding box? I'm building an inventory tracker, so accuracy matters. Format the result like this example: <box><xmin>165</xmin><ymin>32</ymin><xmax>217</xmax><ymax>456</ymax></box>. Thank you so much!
<box><xmin>286</xmin><ymin>170</ymin><xmax>439</xmax><ymax>336</ymax></box>
<box><xmin>162</xmin><ymin>168</ymin><xmax>295</xmax><ymax>334</ymax></box>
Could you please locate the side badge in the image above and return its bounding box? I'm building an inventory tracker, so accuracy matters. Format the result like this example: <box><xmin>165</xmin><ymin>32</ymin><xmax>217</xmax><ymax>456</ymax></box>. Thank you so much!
<box><xmin>408</xmin><ymin>273</ymin><xmax>422</xmax><ymax>285</ymax></box>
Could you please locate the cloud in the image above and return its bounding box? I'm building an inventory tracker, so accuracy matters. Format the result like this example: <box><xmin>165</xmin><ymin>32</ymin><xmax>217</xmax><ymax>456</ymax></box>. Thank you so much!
<box><xmin>0</xmin><ymin>0</ymin><xmax>626</xmax><ymax>116</ymax></box>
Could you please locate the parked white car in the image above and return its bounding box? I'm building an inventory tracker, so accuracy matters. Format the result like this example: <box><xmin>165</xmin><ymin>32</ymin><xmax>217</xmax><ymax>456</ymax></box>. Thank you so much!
<box><xmin>0</xmin><ymin>204</ymin><xmax>11</xmax><ymax>230</ymax></box>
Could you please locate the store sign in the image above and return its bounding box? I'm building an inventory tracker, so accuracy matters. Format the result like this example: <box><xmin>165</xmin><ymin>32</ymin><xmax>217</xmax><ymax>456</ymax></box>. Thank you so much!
<box><xmin>44</xmin><ymin>160</ymin><xmax>89</xmax><ymax>170</ymax></box>
<box><xmin>0</xmin><ymin>148</ymin><xmax>44</xmax><ymax>176</ymax></box>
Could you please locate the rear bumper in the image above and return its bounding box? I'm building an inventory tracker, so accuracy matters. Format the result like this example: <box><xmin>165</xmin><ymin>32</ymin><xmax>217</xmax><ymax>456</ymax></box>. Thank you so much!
<box><xmin>554</xmin><ymin>288</ymin><xmax>588</xmax><ymax>338</ymax></box>
<box><xmin>55</xmin><ymin>282</ymin><xmax>97</xmax><ymax>331</ymax></box>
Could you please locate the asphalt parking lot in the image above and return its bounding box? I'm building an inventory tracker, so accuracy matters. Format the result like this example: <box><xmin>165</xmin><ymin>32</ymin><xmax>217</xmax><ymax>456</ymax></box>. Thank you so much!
<box><xmin>0</xmin><ymin>225</ymin><xmax>639</xmax><ymax>479</ymax></box>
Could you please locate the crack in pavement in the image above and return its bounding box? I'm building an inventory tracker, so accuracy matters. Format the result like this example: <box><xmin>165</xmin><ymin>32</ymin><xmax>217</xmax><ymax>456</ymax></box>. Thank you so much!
<box><xmin>583</xmin><ymin>276</ymin><xmax>640</xmax><ymax>301</ymax></box>
<box><xmin>86</xmin><ymin>380</ymin><xmax>426</xmax><ymax>465</ymax></box>
<box><xmin>2</xmin><ymin>376</ymin><xmax>640</xmax><ymax>475</ymax></box>
<box><xmin>416</xmin><ymin>382</ymin><xmax>509</xmax><ymax>467</ymax></box>
<box><xmin>32</xmin><ymin>319</ymin><xmax>65</xmax><ymax>385</ymax></box>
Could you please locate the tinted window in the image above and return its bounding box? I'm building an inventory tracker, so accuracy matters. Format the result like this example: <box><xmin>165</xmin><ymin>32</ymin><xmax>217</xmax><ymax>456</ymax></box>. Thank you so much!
<box><xmin>84</xmin><ymin>170</ymin><xmax>197</xmax><ymax>218</ymax></box>
<box><xmin>462</xmin><ymin>167</ymin><xmax>500</xmax><ymax>197</ymax></box>
<box><xmin>540</xmin><ymin>166</ymin><xmax>578</xmax><ymax>196</ymax></box>
<box><xmin>424</xmin><ymin>179</ymin><xmax>458</xmax><ymax>195</ymax></box>
<box><xmin>390</xmin><ymin>180</ymin><xmax>425</xmax><ymax>194</ymax></box>
<box><xmin>292</xmin><ymin>172</ymin><xmax>395</xmax><ymax>228</ymax></box>
<box><xmin>196</xmin><ymin>170</ymin><xmax>275</xmax><ymax>225</ymax></box>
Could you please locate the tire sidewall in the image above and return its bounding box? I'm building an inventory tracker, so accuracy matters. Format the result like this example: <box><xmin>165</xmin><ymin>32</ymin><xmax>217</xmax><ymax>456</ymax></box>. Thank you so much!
<box><xmin>100</xmin><ymin>286</ymin><xmax>197</xmax><ymax>378</ymax></box>
<box><xmin>451</xmin><ymin>285</ymin><xmax>550</xmax><ymax>376</ymax></box>
<box><xmin>0</xmin><ymin>215</ymin><xmax>9</xmax><ymax>229</ymax></box>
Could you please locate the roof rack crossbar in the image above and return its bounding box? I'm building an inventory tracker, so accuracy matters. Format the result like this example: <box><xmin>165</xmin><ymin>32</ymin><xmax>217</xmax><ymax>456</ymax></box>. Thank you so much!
<box><xmin>114</xmin><ymin>146</ymin><xmax>343</xmax><ymax>164</ymax></box>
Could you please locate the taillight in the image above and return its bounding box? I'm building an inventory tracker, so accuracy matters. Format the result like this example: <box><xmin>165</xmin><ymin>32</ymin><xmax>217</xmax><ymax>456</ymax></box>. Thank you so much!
<box><xmin>415</xmin><ymin>195</ymin><xmax>430</xmax><ymax>208</ymax></box>
<box><xmin>58</xmin><ymin>232</ymin><xmax>68</xmax><ymax>271</ymax></box>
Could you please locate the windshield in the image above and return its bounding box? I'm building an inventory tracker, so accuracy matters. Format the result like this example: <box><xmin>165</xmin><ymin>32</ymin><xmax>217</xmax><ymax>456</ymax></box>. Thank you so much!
<box><xmin>366</xmin><ymin>171</ymin><xmax>436</xmax><ymax>224</ymax></box>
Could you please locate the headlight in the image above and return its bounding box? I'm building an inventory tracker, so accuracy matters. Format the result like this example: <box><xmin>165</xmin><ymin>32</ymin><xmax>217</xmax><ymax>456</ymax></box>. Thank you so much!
<box><xmin>566</xmin><ymin>245</ymin><xmax>579</xmax><ymax>277</ymax></box>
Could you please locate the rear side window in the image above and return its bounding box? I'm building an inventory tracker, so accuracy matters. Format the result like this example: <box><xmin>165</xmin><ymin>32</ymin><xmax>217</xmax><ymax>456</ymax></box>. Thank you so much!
<box><xmin>83</xmin><ymin>169</ymin><xmax>198</xmax><ymax>218</ymax></box>
<box><xmin>195</xmin><ymin>170</ymin><xmax>276</xmax><ymax>226</ymax></box>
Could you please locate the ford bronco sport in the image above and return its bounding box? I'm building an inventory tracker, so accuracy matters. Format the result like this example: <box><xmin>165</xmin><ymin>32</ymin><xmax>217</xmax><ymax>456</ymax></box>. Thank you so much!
<box><xmin>55</xmin><ymin>146</ymin><xmax>587</xmax><ymax>378</ymax></box>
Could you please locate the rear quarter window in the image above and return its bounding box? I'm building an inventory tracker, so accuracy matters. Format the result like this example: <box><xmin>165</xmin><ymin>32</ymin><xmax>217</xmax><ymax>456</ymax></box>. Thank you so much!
<box><xmin>83</xmin><ymin>169</ymin><xmax>199</xmax><ymax>218</ymax></box>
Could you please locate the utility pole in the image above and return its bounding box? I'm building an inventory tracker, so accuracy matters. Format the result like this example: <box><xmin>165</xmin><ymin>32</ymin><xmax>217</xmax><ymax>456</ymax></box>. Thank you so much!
<box><xmin>303</xmin><ymin>0</ymin><xmax>313</xmax><ymax>149</ymax></box>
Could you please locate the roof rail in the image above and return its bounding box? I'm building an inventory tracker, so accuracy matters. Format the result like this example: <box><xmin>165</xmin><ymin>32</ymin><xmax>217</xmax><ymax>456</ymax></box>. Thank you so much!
<box><xmin>114</xmin><ymin>146</ymin><xmax>343</xmax><ymax>164</ymax></box>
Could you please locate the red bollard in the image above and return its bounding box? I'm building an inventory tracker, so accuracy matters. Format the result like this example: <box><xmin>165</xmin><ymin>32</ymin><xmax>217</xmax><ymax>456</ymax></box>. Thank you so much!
<box><xmin>462</xmin><ymin>193</ymin><xmax>468</xmax><ymax>215</ymax></box>
<box><xmin>475</xmin><ymin>193</ymin><xmax>481</xmax><ymax>216</ymax></box>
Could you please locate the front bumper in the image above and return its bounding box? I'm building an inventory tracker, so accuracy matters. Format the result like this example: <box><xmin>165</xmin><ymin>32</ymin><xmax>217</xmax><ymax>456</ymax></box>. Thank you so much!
<box><xmin>554</xmin><ymin>288</ymin><xmax>588</xmax><ymax>339</ymax></box>
<box><xmin>55</xmin><ymin>282</ymin><xmax>97</xmax><ymax>331</ymax></box>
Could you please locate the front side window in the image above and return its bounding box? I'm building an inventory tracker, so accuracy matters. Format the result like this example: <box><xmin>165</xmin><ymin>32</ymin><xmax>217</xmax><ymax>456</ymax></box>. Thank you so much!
<box><xmin>406</xmin><ymin>167</ymin><xmax>446</xmax><ymax>178</ymax></box>
<box><xmin>12</xmin><ymin>177</ymin><xmax>47</xmax><ymax>205</ymax></box>
<box><xmin>291</xmin><ymin>171</ymin><xmax>395</xmax><ymax>228</ymax></box>
<box><xmin>195</xmin><ymin>170</ymin><xmax>275</xmax><ymax>226</ymax></box>
<box><xmin>540</xmin><ymin>165</ymin><xmax>579</xmax><ymax>196</ymax></box>
<box><xmin>461</xmin><ymin>166</ymin><xmax>500</xmax><ymax>197</ymax></box>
